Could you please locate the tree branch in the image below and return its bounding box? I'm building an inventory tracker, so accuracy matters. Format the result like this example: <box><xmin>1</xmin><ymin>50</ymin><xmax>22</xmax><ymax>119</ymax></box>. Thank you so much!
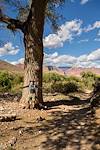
<box><xmin>0</xmin><ymin>13</ymin><xmax>24</xmax><ymax>32</ymax></box>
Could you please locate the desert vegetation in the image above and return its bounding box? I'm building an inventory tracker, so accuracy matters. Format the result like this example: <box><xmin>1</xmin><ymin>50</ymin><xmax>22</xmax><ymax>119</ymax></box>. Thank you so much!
<box><xmin>0</xmin><ymin>70</ymin><xmax>100</xmax><ymax>150</ymax></box>
<box><xmin>0</xmin><ymin>70</ymin><xmax>99</xmax><ymax>94</ymax></box>
<box><xmin>0</xmin><ymin>71</ymin><xmax>23</xmax><ymax>94</ymax></box>
<box><xmin>43</xmin><ymin>71</ymin><xmax>100</xmax><ymax>95</ymax></box>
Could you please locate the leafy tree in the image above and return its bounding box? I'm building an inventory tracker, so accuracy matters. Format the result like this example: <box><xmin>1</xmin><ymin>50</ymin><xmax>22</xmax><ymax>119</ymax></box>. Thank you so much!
<box><xmin>0</xmin><ymin>0</ymin><xmax>64</xmax><ymax>108</ymax></box>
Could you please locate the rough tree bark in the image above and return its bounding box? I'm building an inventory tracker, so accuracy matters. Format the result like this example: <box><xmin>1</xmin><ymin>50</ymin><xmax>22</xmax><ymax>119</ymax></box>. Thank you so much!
<box><xmin>20</xmin><ymin>0</ymin><xmax>47</xmax><ymax>108</ymax></box>
<box><xmin>0</xmin><ymin>0</ymin><xmax>48</xmax><ymax>108</ymax></box>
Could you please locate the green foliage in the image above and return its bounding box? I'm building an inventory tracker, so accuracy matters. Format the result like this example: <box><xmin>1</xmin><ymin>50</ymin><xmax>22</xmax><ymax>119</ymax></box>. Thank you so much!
<box><xmin>12</xmin><ymin>74</ymin><xmax>23</xmax><ymax>85</ymax></box>
<box><xmin>81</xmin><ymin>71</ymin><xmax>96</xmax><ymax>90</ymax></box>
<box><xmin>51</xmin><ymin>81</ymin><xmax>79</xmax><ymax>94</ymax></box>
<box><xmin>81</xmin><ymin>71</ymin><xmax>96</xmax><ymax>79</ymax></box>
<box><xmin>0</xmin><ymin>71</ymin><xmax>99</xmax><ymax>94</ymax></box>
<box><xmin>0</xmin><ymin>71</ymin><xmax>23</xmax><ymax>93</ymax></box>
<box><xmin>65</xmin><ymin>76</ymin><xmax>81</xmax><ymax>82</ymax></box>
<box><xmin>43</xmin><ymin>73</ymin><xmax>80</xmax><ymax>94</ymax></box>
<box><xmin>43</xmin><ymin>72</ymin><xmax>66</xmax><ymax>83</ymax></box>
<box><xmin>43</xmin><ymin>72</ymin><xmax>99</xmax><ymax>93</ymax></box>
<box><xmin>0</xmin><ymin>71</ymin><xmax>13</xmax><ymax>92</ymax></box>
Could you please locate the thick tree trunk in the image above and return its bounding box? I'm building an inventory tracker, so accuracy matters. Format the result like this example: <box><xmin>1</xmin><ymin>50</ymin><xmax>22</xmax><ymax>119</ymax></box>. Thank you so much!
<box><xmin>20</xmin><ymin>39</ymin><xmax>43</xmax><ymax>108</ymax></box>
<box><xmin>20</xmin><ymin>0</ymin><xmax>47</xmax><ymax>108</ymax></box>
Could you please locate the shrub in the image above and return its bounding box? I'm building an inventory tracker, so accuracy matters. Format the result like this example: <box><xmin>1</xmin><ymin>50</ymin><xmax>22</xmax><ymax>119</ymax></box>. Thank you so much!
<box><xmin>51</xmin><ymin>81</ymin><xmax>79</xmax><ymax>94</ymax></box>
<box><xmin>65</xmin><ymin>76</ymin><xmax>81</xmax><ymax>83</ymax></box>
<box><xmin>13</xmin><ymin>75</ymin><xmax>23</xmax><ymax>84</ymax></box>
<box><xmin>0</xmin><ymin>71</ymin><xmax>23</xmax><ymax>93</ymax></box>
<box><xmin>43</xmin><ymin>72</ymin><xmax>66</xmax><ymax>83</ymax></box>
<box><xmin>81</xmin><ymin>71</ymin><xmax>96</xmax><ymax>90</ymax></box>
<box><xmin>43</xmin><ymin>73</ymin><xmax>81</xmax><ymax>94</ymax></box>
<box><xmin>81</xmin><ymin>71</ymin><xmax>96</xmax><ymax>79</ymax></box>
<box><xmin>43</xmin><ymin>82</ymin><xmax>52</xmax><ymax>93</ymax></box>
<box><xmin>0</xmin><ymin>71</ymin><xmax>14</xmax><ymax>92</ymax></box>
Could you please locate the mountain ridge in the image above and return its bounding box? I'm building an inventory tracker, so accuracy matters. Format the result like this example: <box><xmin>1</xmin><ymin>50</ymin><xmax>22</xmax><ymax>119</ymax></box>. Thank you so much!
<box><xmin>0</xmin><ymin>60</ymin><xmax>100</xmax><ymax>76</ymax></box>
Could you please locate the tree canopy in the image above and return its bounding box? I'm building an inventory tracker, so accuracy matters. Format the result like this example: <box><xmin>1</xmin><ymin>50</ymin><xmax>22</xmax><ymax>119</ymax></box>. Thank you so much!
<box><xmin>0</xmin><ymin>0</ymin><xmax>65</xmax><ymax>32</ymax></box>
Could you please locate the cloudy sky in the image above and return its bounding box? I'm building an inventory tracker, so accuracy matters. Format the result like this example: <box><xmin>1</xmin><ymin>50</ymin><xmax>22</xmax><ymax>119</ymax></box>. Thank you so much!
<box><xmin>0</xmin><ymin>0</ymin><xmax>100</xmax><ymax>68</ymax></box>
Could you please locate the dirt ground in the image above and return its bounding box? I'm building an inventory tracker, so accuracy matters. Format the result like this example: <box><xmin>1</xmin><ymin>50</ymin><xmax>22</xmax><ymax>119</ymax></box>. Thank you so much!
<box><xmin>0</xmin><ymin>92</ymin><xmax>100</xmax><ymax>150</ymax></box>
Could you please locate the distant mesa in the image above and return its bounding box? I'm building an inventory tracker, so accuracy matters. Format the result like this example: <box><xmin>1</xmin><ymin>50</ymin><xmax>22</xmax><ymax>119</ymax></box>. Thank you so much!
<box><xmin>43</xmin><ymin>65</ymin><xmax>100</xmax><ymax>76</ymax></box>
<box><xmin>64</xmin><ymin>67</ymin><xmax>100</xmax><ymax>77</ymax></box>
<box><xmin>0</xmin><ymin>60</ymin><xmax>100</xmax><ymax>76</ymax></box>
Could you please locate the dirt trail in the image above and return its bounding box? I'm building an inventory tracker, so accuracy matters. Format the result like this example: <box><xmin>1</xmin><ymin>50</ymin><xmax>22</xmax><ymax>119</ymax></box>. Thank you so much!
<box><xmin>0</xmin><ymin>93</ymin><xmax>100</xmax><ymax>150</ymax></box>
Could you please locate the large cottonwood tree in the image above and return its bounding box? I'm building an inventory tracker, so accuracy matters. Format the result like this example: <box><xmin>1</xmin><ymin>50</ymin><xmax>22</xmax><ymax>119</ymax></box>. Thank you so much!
<box><xmin>0</xmin><ymin>0</ymin><xmax>64</xmax><ymax>108</ymax></box>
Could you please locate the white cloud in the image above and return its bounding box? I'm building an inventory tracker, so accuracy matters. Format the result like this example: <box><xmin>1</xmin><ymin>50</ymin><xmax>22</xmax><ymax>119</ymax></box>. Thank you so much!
<box><xmin>43</xmin><ymin>19</ymin><xmax>82</xmax><ymax>49</ymax></box>
<box><xmin>97</xmin><ymin>30</ymin><xmax>100</xmax><ymax>36</ymax></box>
<box><xmin>87</xmin><ymin>49</ymin><xmax>100</xmax><ymax>61</ymax></box>
<box><xmin>44</xmin><ymin>20</ymin><xmax>100</xmax><ymax>49</ymax></box>
<box><xmin>0</xmin><ymin>42</ymin><xmax>19</xmax><ymax>56</ymax></box>
<box><xmin>78</xmin><ymin>39</ymin><xmax>89</xmax><ymax>43</ymax></box>
<box><xmin>8</xmin><ymin>48</ymin><xmax>100</xmax><ymax>68</ymax></box>
<box><xmin>74</xmin><ymin>61</ymin><xmax>100</xmax><ymax>68</ymax></box>
<box><xmin>77</xmin><ymin>54</ymin><xmax>87</xmax><ymax>62</ymax></box>
<box><xmin>9</xmin><ymin>58</ymin><xmax>24</xmax><ymax>65</ymax></box>
<box><xmin>80</xmin><ymin>0</ymin><xmax>89</xmax><ymax>5</ymax></box>
<box><xmin>84</xmin><ymin>21</ymin><xmax>100</xmax><ymax>32</ymax></box>
<box><xmin>94</xmin><ymin>38</ymin><xmax>100</xmax><ymax>42</ymax></box>
<box><xmin>44</xmin><ymin>48</ymin><xmax>100</xmax><ymax>68</ymax></box>
<box><xmin>93</xmin><ymin>21</ymin><xmax>100</xmax><ymax>29</ymax></box>
<box><xmin>44</xmin><ymin>52</ymin><xmax>76</xmax><ymax>67</ymax></box>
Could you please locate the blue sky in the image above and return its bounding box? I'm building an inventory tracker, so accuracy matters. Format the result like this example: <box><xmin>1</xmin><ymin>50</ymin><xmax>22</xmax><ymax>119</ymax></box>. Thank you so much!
<box><xmin>0</xmin><ymin>0</ymin><xmax>100</xmax><ymax>68</ymax></box>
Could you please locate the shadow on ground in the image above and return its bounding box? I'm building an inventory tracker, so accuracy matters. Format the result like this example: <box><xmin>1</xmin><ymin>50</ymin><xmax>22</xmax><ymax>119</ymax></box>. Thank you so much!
<box><xmin>34</xmin><ymin>97</ymin><xmax>100</xmax><ymax>150</ymax></box>
<box><xmin>44</xmin><ymin>96</ymin><xmax>90</xmax><ymax>108</ymax></box>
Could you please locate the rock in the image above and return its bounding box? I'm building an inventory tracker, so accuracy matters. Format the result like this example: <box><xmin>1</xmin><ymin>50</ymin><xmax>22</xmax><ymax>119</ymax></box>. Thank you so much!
<box><xmin>8</xmin><ymin>137</ymin><xmax>17</xmax><ymax>146</ymax></box>
<box><xmin>0</xmin><ymin>107</ymin><xmax>4</xmax><ymax>111</ymax></box>
<box><xmin>77</xmin><ymin>126</ymin><xmax>81</xmax><ymax>129</ymax></box>
<box><xmin>19</xmin><ymin>130</ymin><xmax>23</xmax><ymax>135</ymax></box>
<box><xmin>13</xmin><ymin>96</ymin><xmax>19</xmax><ymax>101</ymax></box>
<box><xmin>80</xmin><ymin>122</ymin><xmax>85</xmax><ymax>126</ymax></box>
<box><xmin>36</xmin><ymin>116</ymin><xmax>45</xmax><ymax>122</ymax></box>
<box><xmin>38</xmin><ymin>130</ymin><xmax>42</xmax><ymax>134</ymax></box>
<box><xmin>0</xmin><ymin>114</ymin><xmax>17</xmax><ymax>122</ymax></box>
<box><xmin>0</xmin><ymin>143</ymin><xmax>7</xmax><ymax>150</ymax></box>
<box><xmin>0</xmin><ymin>144</ymin><xmax>4</xmax><ymax>150</ymax></box>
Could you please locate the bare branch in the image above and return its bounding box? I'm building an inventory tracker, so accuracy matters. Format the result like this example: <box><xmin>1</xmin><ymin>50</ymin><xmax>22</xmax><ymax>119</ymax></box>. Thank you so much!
<box><xmin>0</xmin><ymin>11</ymin><xmax>24</xmax><ymax>32</ymax></box>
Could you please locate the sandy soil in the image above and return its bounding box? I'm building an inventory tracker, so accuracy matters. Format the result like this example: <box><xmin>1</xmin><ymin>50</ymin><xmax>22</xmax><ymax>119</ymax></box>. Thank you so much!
<box><xmin>0</xmin><ymin>93</ymin><xmax>100</xmax><ymax>150</ymax></box>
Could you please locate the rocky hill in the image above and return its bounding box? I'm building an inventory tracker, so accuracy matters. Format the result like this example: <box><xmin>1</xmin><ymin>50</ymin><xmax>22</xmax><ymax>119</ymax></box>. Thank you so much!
<box><xmin>64</xmin><ymin>67</ymin><xmax>100</xmax><ymax>76</ymax></box>
<box><xmin>0</xmin><ymin>60</ymin><xmax>100</xmax><ymax>76</ymax></box>
<box><xmin>44</xmin><ymin>66</ymin><xmax>100</xmax><ymax>76</ymax></box>
<box><xmin>0</xmin><ymin>60</ymin><xmax>24</xmax><ymax>74</ymax></box>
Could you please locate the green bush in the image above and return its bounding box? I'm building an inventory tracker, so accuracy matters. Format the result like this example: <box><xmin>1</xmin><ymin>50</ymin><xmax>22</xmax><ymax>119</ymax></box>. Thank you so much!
<box><xmin>43</xmin><ymin>73</ymin><xmax>81</xmax><ymax>94</ymax></box>
<box><xmin>43</xmin><ymin>82</ymin><xmax>52</xmax><ymax>93</ymax></box>
<box><xmin>51</xmin><ymin>81</ymin><xmax>79</xmax><ymax>94</ymax></box>
<box><xmin>81</xmin><ymin>71</ymin><xmax>96</xmax><ymax>79</ymax></box>
<box><xmin>0</xmin><ymin>71</ymin><xmax>23</xmax><ymax>93</ymax></box>
<box><xmin>81</xmin><ymin>71</ymin><xmax>96</xmax><ymax>90</ymax></box>
<box><xmin>0</xmin><ymin>71</ymin><xmax>14</xmax><ymax>92</ymax></box>
<box><xmin>43</xmin><ymin>72</ymin><xmax>66</xmax><ymax>83</ymax></box>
